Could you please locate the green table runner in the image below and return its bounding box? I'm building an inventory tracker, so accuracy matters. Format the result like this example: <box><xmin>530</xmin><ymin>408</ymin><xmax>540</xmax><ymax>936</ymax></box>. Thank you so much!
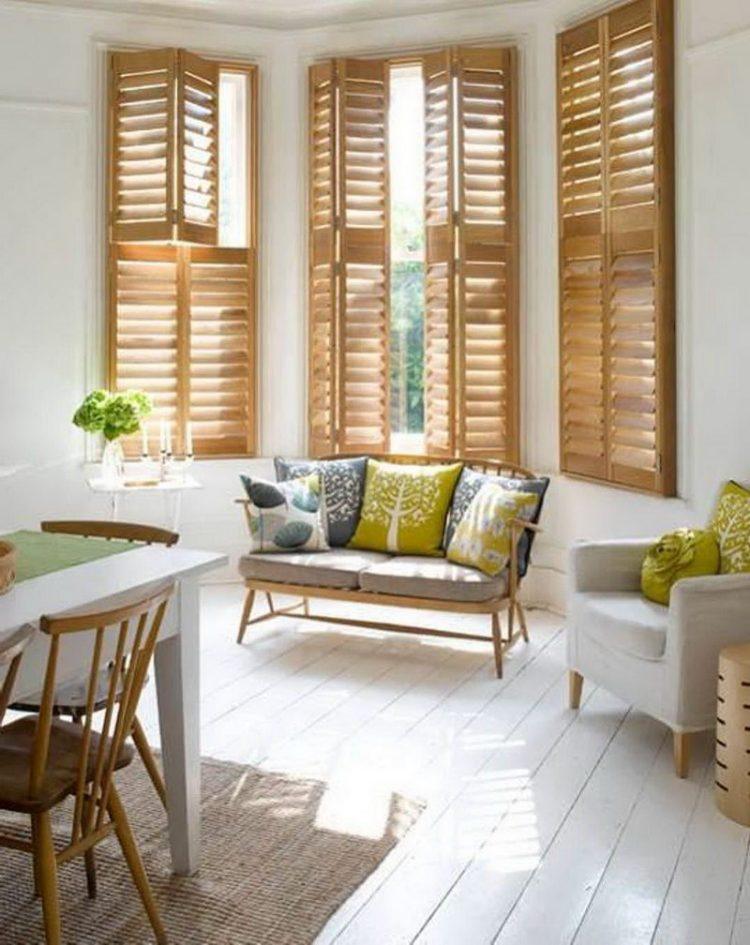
<box><xmin>1</xmin><ymin>530</ymin><xmax>140</xmax><ymax>584</ymax></box>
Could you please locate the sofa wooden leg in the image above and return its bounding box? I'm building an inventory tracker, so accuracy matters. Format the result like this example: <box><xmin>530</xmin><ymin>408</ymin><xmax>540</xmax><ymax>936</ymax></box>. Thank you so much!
<box><xmin>237</xmin><ymin>589</ymin><xmax>256</xmax><ymax>644</ymax></box>
<box><xmin>673</xmin><ymin>731</ymin><xmax>690</xmax><ymax>779</ymax></box>
<box><xmin>491</xmin><ymin>613</ymin><xmax>503</xmax><ymax>679</ymax></box>
<box><xmin>568</xmin><ymin>670</ymin><xmax>583</xmax><ymax>709</ymax></box>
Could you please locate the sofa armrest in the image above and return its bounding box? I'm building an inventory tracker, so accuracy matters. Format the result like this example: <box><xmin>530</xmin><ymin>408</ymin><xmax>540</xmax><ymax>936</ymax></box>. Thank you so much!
<box><xmin>665</xmin><ymin>573</ymin><xmax>750</xmax><ymax>728</ymax></box>
<box><xmin>569</xmin><ymin>538</ymin><xmax>656</xmax><ymax>594</ymax></box>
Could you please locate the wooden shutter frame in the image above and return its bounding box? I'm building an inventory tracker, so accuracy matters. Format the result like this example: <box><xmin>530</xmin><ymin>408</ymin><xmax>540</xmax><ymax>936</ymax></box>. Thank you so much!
<box><xmin>557</xmin><ymin>0</ymin><xmax>675</xmax><ymax>495</ymax></box>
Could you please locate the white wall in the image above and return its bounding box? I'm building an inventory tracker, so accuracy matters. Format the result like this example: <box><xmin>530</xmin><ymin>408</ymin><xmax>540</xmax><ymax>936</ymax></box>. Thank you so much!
<box><xmin>1</xmin><ymin>0</ymin><xmax>749</xmax><ymax>604</ymax></box>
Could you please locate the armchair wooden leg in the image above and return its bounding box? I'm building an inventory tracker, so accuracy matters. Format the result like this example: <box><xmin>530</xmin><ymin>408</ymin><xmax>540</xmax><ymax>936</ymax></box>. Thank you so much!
<box><xmin>569</xmin><ymin>670</ymin><xmax>584</xmax><ymax>709</ymax></box>
<box><xmin>131</xmin><ymin>716</ymin><xmax>167</xmax><ymax>808</ymax></box>
<box><xmin>673</xmin><ymin>731</ymin><xmax>691</xmax><ymax>779</ymax></box>
<box><xmin>491</xmin><ymin>613</ymin><xmax>503</xmax><ymax>679</ymax></box>
<box><xmin>32</xmin><ymin>812</ymin><xmax>61</xmax><ymax>945</ymax></box>
<box><xmin>108</xmin><ymin>784</ymin><xmax>167</xmax><ymax>945</ymax></box>
<box><xmin>237</xmin><ymin>588</ymin><xmax>256</xmax><ymax>644</ymax></box>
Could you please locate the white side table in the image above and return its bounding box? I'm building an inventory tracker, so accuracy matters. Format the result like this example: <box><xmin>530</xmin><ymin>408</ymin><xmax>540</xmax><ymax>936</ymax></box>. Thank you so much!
<box><xmin>86</xmin><ymin>475</ymin><xmax>202</xmax><ymax>530</ymax></box>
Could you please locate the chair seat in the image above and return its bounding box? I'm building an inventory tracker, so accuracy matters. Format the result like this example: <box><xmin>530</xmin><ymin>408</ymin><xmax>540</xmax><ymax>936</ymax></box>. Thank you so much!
<box><xmin>358</xmin><ymin>556</ymin><xmax>508</xmax><ymax>603</ymax></box>
<box><xmin>238</xmin><ymin>549</ymin><xmax>390</xmax><ymax>589</ymax></box>
<box><xmin>577</xmin><ymin>591</ymin><xmax>668</xmax><ymax>661</ymax></box>
<box><xmin>0</xmin><ymin>716</ymin><xmax>134</xmax><ymax>814</ymax></box>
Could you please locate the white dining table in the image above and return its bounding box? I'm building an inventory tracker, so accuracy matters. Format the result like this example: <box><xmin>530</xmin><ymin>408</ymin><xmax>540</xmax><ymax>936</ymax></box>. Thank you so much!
<box><xmin>0</xmin><ymin>543</ymin><xmax>227</xmax><ymax>876</ymax></box>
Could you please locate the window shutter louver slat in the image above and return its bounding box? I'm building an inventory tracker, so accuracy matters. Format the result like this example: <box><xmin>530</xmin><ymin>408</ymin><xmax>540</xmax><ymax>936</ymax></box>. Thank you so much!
<box><xmin>558</xmin><ymin>0</ymin><xmax>674</xmax><ymax>495</ymax></box>
<box><xmin>188</xmin><ymin>246</ymin><xmax>254</xmax><ymax>456</ymax></box>
<box><xmin>455</xmin><ymin>46</ymin><xmax>519</xmax><ymax>461</ymax></box>
<box><xmin>423</xmin><ymin>50</ymin><xmax>455</xmax><ymax>457</ymax></box>
<box><xmin>558</xmin><ymin>22</ymin><xmax>608</xmax><ymax>480</ymax></box>
<box><xmin>110</xmin><ymin>49</ymin><xmax>175</xmax><ymax>242</ymax></box>
<box><xmin>308</xmin><ymin>61</ymin><xmax>338</xmax><ymax>457</ymax></box>
<box><xmin>176</xmin><ymin>51</ymin><xmax>220</xmax><ymax>245</ymax></box>
<box><xmin>337</xmin><ymin>57</ymin><xmax>390</xmax><ymax>453</ymax></box>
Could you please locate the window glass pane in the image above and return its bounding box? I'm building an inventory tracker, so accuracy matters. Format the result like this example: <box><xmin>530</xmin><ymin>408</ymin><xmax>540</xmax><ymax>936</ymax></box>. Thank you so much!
<box><xmin>218</xmin><ymin>71</ymin><xmax>248</xmax><ymax>247</ymax></box>
<box><xmin>389</xmin><ymin>64</ymin><xmax>425</xmax><ymax>451</ymax></box>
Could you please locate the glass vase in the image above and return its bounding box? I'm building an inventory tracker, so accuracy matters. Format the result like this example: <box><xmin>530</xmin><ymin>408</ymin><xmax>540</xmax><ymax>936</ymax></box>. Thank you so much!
<box><xmin>101</xmin><ymin>438</ymin><xmax>125</xmax><ymax>487</ymax></box>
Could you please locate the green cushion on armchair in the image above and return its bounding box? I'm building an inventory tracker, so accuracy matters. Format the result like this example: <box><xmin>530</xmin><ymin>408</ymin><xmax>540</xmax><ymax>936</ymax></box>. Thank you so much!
<box><xmin>641</xmin><ymin>528</ymin><xmax>720</xmax><ymax>606</ymax></box>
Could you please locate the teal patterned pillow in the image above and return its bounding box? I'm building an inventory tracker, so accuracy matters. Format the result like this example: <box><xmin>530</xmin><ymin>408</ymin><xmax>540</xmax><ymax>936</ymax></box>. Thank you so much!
<box><xmin>240</xmin><ymin>474</ymin><xmax>329</xmax><ymax>553</ymax></box>
<box><xmin>274</xmin><ymin>456</ymin><xmax>367</xmax><ymax>546</ymax></box>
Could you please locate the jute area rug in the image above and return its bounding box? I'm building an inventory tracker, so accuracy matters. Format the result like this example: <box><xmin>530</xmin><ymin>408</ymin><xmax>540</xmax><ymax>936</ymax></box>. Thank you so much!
<box><xmin>0</xmin><ymin>757</ymin><xmax>423</xmax><ymax>945</ymax></box>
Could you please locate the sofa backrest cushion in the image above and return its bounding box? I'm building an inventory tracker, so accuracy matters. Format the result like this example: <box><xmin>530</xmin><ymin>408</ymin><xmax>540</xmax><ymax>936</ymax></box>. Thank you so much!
<box><xmin>444</xmin><ymin>468</ymin><xmax>550</xmax><ymax>577</ymax></box>
<box><xmin>274</xmin><ymin>456</ymin><xmax>367</xmax><ymax>547</ymax></box>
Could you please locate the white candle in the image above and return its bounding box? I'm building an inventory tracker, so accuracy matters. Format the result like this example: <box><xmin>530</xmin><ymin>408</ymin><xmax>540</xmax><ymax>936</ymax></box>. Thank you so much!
<box><xmin>141</xmin><ymin>422</ymin><xmax>148</xmax><ymax>456</ymax></box>
<box><xmin>159</xmin><ymin>419</ymin><xmax>166</xmax><ymax>452</ymax></box>
<box><xmin>186</xmin><ymin>421</ymin><xmax>193</xmax><ymax>456</ymax></box>
<box><xmin>166</xmin><ymin>420</ymin><xmax>172</xmax><ymax>455</ymax></box>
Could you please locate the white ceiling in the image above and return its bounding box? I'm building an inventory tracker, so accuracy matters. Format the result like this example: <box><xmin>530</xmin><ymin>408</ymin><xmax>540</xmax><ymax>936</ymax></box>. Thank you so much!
<box><xmin>18</xmin><ymin>0</ymin><xmax>532</xmax><ymax>30</ymax></box>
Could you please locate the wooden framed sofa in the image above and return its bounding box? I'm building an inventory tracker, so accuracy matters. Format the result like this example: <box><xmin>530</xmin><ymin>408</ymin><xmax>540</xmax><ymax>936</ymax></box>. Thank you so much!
<box><xmin>235</xmin><ymin>454</ymin><xmax>544</xmax><ymax>678</ymax></box>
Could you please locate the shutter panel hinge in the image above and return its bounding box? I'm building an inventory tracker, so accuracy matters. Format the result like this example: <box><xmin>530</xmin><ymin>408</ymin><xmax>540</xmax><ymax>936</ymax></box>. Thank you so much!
<box><xmin>656</xmin><ymin>453</ymin><xmax>663</xmax><ymax>473</ymax></box>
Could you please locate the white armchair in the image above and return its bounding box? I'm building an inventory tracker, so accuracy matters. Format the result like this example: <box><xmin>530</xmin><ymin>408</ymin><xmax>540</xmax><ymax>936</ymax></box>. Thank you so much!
<box><xmin>567</xmin><ymin>539</ymin><xmax>750</xmax><ymax>777</ymax></box>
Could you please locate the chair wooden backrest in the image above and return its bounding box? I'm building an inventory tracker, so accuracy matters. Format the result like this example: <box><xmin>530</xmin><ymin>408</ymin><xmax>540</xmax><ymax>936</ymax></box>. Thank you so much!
<box><xmin>40</xmin><ymin>520</ymin><xmax>179</xmax><ymax>547</ymax></box>
<box><xmin>0</xmin><ymin>624</ymin><xmax>36</xmax><ymax>724</ymax></box>
<box><xmin>32</xmin><ymin>581</ymin><xmax>174</xmax><ymax>847</ymax></box>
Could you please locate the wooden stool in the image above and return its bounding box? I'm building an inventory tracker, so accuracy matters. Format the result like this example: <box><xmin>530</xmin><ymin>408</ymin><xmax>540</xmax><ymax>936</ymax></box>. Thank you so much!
<box><xmin>716</xmin><ymin>643</ymin><xmax>750</xmax><ymax>825</ymax></box>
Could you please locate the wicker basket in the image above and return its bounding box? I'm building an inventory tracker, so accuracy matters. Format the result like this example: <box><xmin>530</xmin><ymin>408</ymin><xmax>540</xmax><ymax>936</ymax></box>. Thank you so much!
<box><xmin>0</xmin><ymin>540</ymin><xmax>17</xmax><ymax>595</ymax></box>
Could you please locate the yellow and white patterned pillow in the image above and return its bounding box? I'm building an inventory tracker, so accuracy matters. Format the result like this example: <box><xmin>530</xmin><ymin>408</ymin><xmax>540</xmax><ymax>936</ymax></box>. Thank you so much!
<box><xmin>710</xmin><ymin>480</ymin><xmax>750</xmax><ymax>573</ymax></box>
<box><xmin>446</xmin><ymin>483</ymin><xmax>537</xmax><ymax>577</ymax></box>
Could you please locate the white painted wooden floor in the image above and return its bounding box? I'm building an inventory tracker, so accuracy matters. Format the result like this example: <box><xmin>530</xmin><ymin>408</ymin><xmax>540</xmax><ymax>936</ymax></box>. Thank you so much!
<box><xmin>137</xmin><ymin>585</ymin><xmax>750</xmax><ymax>945</ymax></box>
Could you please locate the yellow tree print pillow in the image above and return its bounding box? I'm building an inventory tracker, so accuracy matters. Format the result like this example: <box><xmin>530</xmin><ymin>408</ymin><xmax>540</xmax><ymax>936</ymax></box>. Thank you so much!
<box><xmin>710</xmin><ymin>480</ymin><xmax>750</xmax><ymax>573</ymax></box>
<box><xmin>447</xmin><ymin>484</ymin><xmax>537</xmax><ymax>577</ymax></box>
<box><xmin>348</xmin><ymin>460</ymin><xmax>462</xmax><ymax>555</ymax></box>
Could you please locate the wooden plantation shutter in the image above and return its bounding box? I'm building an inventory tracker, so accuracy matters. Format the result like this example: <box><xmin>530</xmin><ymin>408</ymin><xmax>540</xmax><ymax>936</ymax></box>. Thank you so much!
<box><xmin>176</xmin><ymin>51</ymin><xmax>219</xmax><ymax>245</ymax></box>
<box><xmin>109</xmin><ymin>50</ymin><xmax>175</xmax><ymax>242</ymax></box>
<box><xmin>308</xmin><ymin>61</ymin><xmax>338</xmax><ymax>456</ymax></box>
<box><xmin>188</xmin><ymin>247</ymin><xmax>254</xmax><ymax>456</ymax></box>
<box><xmin>423</xmin><ymin>49</ymin><xmax>455</xmax><ymax>457</ymax></box>
<box><xmin>111</xmin><ymin>244</ymin><xmax>254</xmax><ymax>456</ymax></box>
<box><xmin>109</xmin><ymin>48</ymin><xmax>219</xmax><ymax>245</ymax></box>
<box><xmin>422</xmin><ymin>46</ymin><xmax>519</xmax><ymax>461</ymax></box>
<box><xmin>110</xmin><ymin>244</ymin><xmax>180</xmax><ymax>436</ymax></box>
<box><xmin>558</xmin><ymin>0</ymin><xmax>675</xmax><ymax>494</ymax></box>
<box><xmin>308</xmin><ymin>58</ymin><xmax>390</xmax><ymax>456</ymax></box>
<box><xmin>455</xmin><ymin>47</ymin><xmax>518</xmax><ymax>460</ymax></box>
<box><xmin>337</xmin><ymin>58</ymin><xmax>390</xmax><ymax>453</ymax></box>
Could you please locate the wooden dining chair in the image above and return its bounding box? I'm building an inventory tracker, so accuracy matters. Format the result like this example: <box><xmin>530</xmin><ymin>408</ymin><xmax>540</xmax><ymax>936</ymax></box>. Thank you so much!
<box><xmin>10</xmin><ymin>521</ymin><xmax>180</xmax><ymax>814</ymax></box>
<box><xmin>0</xmin><ymin>580</ymin><xmax>175</xmax><ymax>945</ymax></box>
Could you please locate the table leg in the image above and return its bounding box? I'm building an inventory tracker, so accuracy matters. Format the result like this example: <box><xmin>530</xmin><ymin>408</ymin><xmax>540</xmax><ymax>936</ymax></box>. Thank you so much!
<box><xmin>154</xmin><ymin>577</ymin><xmax>201</xmax><ymax>875</ymax></box>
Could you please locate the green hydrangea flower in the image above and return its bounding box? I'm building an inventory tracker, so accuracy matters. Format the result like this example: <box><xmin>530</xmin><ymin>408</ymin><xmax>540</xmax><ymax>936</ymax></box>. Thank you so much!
<box><xmin>72</xmin><ymin>389</ymin><xmax>153</xmax><ymax>441</ymax></box>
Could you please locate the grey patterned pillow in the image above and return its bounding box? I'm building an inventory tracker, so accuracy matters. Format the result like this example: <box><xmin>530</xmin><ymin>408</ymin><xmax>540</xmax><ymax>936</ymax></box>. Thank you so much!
<box><xmin>274</xmin><ymin>457</ymin><xmax>368</xmax><ymax>547</ymax></box>
<box><xmin>444</xmin><ymin>468</ymin><xmax>549</xmax><ymax>577</ymax></box>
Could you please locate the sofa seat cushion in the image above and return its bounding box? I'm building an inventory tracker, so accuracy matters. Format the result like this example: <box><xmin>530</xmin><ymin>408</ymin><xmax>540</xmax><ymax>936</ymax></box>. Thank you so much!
<box><xmin>578</xmin><ymin>591</ymin><xmax>668</xmax><ymax>660</ymax></box>
<box><xmin>359</xmin><ymin>556</ymin><xmax>507</xmax><ymax>603</ymax></box>
<box><xmin>239</xmin><ymin>549</ymin><xmax>390</xmax><ymax>589</ymax></box>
